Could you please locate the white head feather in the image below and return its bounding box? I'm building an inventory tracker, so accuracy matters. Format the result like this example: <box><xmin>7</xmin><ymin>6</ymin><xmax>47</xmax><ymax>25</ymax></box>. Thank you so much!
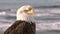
<box><xmin>16</xmin><ymin>5</ymin><xmax>34</xmax><ymax>22</ymax></box>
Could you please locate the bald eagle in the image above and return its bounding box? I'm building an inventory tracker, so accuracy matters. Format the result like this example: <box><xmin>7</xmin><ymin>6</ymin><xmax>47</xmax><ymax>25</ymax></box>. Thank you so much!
<box><xmin>4</xmin><ymin>5</ymin><xmax>36</xmax><ymax>34</ymax></box>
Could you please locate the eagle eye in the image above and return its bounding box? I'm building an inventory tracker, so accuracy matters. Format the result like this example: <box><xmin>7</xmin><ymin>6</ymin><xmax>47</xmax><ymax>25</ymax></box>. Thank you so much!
<box><xmin>24</xmin><ymin>10</ymin><xmax>28</xmax><ymax>12</ymax></box>
<box><xmin>24</xmin><ymin>8</ymin><xmax>32</xmax><ymax>12</ymax></box>
<box><xmin>29</xmin><ymin>8</ymin><xmax>32</xmax><ymax>11</ymax></box>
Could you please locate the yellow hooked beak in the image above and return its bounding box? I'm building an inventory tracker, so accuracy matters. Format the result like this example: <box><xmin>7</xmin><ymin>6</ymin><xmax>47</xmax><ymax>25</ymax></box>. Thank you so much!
<box><xmin>27</xmin><ymin>9</ymin><xmax>35</xmax><ymax>15</ymax></box>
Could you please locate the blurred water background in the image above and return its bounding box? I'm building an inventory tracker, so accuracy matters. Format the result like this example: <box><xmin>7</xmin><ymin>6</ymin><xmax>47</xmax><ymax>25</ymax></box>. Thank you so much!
<box><xmin>0</xmin><ymin>0</ymin><xmax>60</xmax><ymax>34</ymax></box>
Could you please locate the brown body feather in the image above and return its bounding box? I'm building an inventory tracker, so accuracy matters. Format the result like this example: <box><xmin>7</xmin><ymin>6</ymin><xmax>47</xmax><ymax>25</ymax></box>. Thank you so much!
<box><xmin>4</xmin><ymin>20</ymin><xmax>36</xmax><ymax>34</ymax></box>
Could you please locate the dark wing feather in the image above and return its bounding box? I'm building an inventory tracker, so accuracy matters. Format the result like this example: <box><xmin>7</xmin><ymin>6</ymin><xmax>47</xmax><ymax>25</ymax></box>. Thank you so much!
<box><xmin>4</xmin><ymin>20</ymin><xmax>36</xmax><ymax>34</ymax></box>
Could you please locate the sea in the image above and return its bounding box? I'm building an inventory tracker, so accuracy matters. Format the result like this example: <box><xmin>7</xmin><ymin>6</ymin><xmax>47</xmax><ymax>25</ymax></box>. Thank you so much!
<box><xmin>0</xmin><ymin>3</ymin><xmax>60</xmax><ymax>34</ymax></box>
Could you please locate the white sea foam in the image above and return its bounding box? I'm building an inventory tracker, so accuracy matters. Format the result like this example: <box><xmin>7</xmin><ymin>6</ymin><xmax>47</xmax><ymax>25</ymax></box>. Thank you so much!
<box><xmin>0</xmin><ymin>23</ymin><xmax>12</xmax><ymax>31</ymax></box>
<box><xmin>50</xmin><ymin>9</ymin><xmax>60</xmax><ymax>13</ymax></box>
<box><xmin>0</xmin><ymin>12</ymin><xmax>6</xmax><ymax>15</ymax></box>
<box><xmin>36</xmin><ymin>22</ymin><xmax>60</xmax><ymax>31</ymax></box>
